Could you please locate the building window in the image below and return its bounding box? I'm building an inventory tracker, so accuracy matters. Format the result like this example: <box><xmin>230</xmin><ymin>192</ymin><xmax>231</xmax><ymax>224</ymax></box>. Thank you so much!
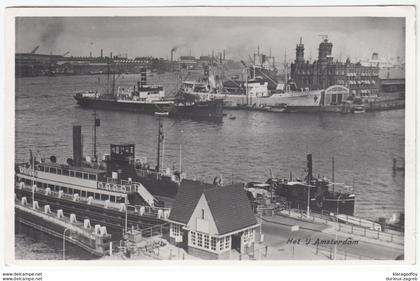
<box><xmin>225</xmin><ymin>236</ymin><xmax>231</xmax><ymax>249</ymax></box>
<box><xmin>201</xmin><ymin>209</ymin><xmax>205</xmax><ymax>219</ymax></box>
<box><xmin>171</xmin><ymin>224</ymin><xmax>181</xmax><ymax>237</ymax></box>
<box><xmin>83</xmin><ymin>173</ymin><xmax>89</xmax><ymax>179</ymax></box>
<box><xmin>211</xmin><ymin>237</ymin><xmax>217</xmax><ymax>251</ymax></box>
<box><xmin>197</xmin><ymin>233</ymin><xmax>203</xmax><ymax>247</ymax></box>
<box><xmin>89</xmin><ymin>174</ymin><xmax>96</xmax><ymax>180</ymax></box>
<box><xmin>204</xmin><ymin>234</ymin><xmax>210</xmax><ymax>249</ymax></box>
<box><xmin>70</xmin><ymin>171</ymin><xmax>74</xmax><ymax>177</ymax></box>
<box><xmin>243</xmin><ymin>229</ymin><xmax>254</xmax><ymax>244</ymax></box>
<box><xmin>75</xmin><ymin>172</ymin><xmax>82</xmax><ymax>178</ymax></box>
<box><xmin>219</xmin><ymin>237</ymin><xmax>225</xmax><ymax>251</ymax></box>
<box><xmin>191</xmin><ymin>231</ymin><xmax>196</xmax><ymax>245</ymax></box>
<box><xmin>63</xmin><ymin>169</ymin><xmax>69</xmax><ymax>176</ymax></box>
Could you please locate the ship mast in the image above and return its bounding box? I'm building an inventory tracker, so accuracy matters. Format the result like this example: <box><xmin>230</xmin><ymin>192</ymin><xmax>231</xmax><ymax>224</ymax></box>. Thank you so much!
<box><xmin>306</xmin><ymin>154</ymin><xmax>313</xmax><ymax>219</ymax></box>
<box><xmin>93</xmin><ymin>100</ymin><xmax>97</xmax><ymax>162</ymax></box>
<box><xmin>93</xmin><ymin>77</ymin><xmax>100</xmax><ymax>162</ymax></box>
<box><xmin>156</xmin><ymin>116</ymin><xmax>164</xmax><ymax>173</ymax></box>
<box><xmin>332</xmin><ymin>156</ymin><xmax>335</xmax><ymax>193</ymax></box>
<box><xmin>284</xmin><ymin>49</ymin><xmax>287</xmax><ymax>86</ymax></box>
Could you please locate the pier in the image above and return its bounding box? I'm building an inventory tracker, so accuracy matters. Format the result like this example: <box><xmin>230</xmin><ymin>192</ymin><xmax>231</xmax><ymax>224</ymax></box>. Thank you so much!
<box><xmin>15</xmin><ymin>197</ymin><xmax>111</xmax><ymax>257</ymax></box>
<box><xmin>15</xmin><ymin>183</ymin><xmax>170</xmax><ymax>242</ymax></box>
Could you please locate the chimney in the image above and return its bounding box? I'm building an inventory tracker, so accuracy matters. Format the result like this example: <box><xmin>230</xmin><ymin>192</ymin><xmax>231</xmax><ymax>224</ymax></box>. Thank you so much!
<box><xmin>110</xmin><ymin>52</ymin><xmax>113</xmax><ymax>59</ymax></box>
<box><xmin>223</xmin><ymin>50</ymin><xmax>225</xmax><ymax>60</ymax></box>
<box><xmin>100</xmin><ymin>49</ymin><xmax>103</xmax><ymax>58</ymax></box>
<box><xmin>73</xmin><ymin>125</ymin><xmax>82</xmax><ymax>167</ymax></box>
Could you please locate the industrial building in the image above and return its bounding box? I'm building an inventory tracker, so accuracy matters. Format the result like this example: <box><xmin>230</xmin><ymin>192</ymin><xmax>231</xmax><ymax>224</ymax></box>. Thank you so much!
<box><xmin>167</xmin><ymin>180</ymin><xmax>259</xmax><ymax>260</ymax></box>
<box><xmin>290</xmin><ymin>37</ymin><xmax>380</xmax><ymax>100</ymax></box>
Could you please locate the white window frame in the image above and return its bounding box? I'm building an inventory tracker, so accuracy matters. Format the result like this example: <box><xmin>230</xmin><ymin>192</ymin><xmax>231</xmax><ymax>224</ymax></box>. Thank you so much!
<box><xmin>170</xmin><ymin>223</ymin><xmax>182</xmax><ymax>237</ymax></box>
<box><xmin>197</xmin><ymin>233</ymin><xmax>203</xmax><ymax>247</ymax></box>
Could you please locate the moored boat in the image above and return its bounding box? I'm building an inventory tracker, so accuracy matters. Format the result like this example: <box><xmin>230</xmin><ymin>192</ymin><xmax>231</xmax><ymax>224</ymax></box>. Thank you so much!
<box><xmin>74</xmin><ymin>68</ymin><xmax>224</xmax><ymax>121</ymax></box>
<box><xmin>247</xmin><ymin>154</ymin><xmax>356</xmax><ymax>216</ymax></box>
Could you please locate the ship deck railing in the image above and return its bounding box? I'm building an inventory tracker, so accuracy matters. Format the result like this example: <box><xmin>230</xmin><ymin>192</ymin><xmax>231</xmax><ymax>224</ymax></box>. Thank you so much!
<box><xmin>16</xmin><ymin>183</ymin><xmax>171</xmax><ymax>221</ymax></box>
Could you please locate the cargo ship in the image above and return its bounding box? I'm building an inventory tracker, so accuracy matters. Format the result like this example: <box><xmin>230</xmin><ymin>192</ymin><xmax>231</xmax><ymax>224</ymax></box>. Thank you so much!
<box><xmin>74</xmin><ymin>68</ymin><xmax>223</xmax><ymax>121</ymax></box>
<box><xmin>247</xmin><ymin>154</ymin><xmax>356</xmax><ymax>216</ymax></box>
<box><xmin>179</xmin><ymin>54</ymin><xmax>323</xmax><ymax>111</ymax></box>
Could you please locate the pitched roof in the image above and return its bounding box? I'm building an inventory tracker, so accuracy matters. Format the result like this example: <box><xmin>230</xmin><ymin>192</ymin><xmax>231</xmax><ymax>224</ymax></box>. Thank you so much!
<box><xmin>168</xmin><ymin>179</ymin><xmax>215</xmax><ymax>225</ymax></box>
<box><xmin>168</xmin><ymin>180</ymin><xmax>258</xmax><ymax>235</ymax></box>
<box><xmin>204</xmin><ymin>183</ymin><xmax>258</xmax><ymax>235</ymax></box>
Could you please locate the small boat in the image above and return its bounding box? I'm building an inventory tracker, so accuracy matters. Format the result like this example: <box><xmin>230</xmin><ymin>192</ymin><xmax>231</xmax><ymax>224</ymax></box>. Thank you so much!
<box><xmin>154</xmin><ymin>111</ymin><xmax>169</xmax><ymax>116</ymax></box>
<box><xmin>229</xmin><ymin>115</ymin><xmax>236</xmax><ymax>120</ymax></box>
<box><xmin>351</xmin><ymin>105</ymin><xmax>366</xmax><ymax>114</ymax></box>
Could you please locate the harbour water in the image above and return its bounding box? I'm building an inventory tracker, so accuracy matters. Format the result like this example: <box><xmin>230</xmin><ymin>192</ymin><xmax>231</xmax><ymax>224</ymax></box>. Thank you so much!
<box><xmin>14</xmin><ymin>74</ymin><xmax>405</xmax><ymax>258</ymax></box>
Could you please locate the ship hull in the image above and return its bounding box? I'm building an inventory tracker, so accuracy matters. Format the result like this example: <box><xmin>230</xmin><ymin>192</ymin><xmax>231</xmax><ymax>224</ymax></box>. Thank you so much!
<box><xmin>135</xmin><ymin>170</ymin><xmax>179</xmax><ymax>199</ymax></box>
<box><xmin>276</xmin><ymin>189</ymin><xmax>355</xmax><ymax>216</ymax></box>
<box><xmin>74</xmin><ymin>95</ymin><xmax>173</xmax><ymax>114</ymax></box>
<box><xmin>258</xmin><ymin>91</ymin><xmax>322</xmax><ymax>108</ymax></box>
<box><xmin>171</xmin><ymin>99</ymin><xmax>224</xmax><ymax>121</ymax></box>
<box><xmin>74</xmin><ymin>95</ymin><xmax>223</xmax><ymax>121</ymax></box>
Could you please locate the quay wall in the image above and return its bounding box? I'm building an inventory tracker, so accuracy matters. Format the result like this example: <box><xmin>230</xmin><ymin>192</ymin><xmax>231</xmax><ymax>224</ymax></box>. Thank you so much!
<box><xmin>15</xmin><ymin>204</ymin><xmax>109</xmax><ymax>256</ymax></box>
<box><xmin>15</xmin><ymin>188</ymin><xmax>166</xmax><ymax>241</ymax></box>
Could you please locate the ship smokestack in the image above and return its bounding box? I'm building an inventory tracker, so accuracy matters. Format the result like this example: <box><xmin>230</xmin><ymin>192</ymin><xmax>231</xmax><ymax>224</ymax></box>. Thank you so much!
<box><xmin>73</xmin><ymin>125</ymin><xmax>82</xmax><ymax>167</ymax></box>
<box><xmin>170</xmin><ymin>50</ymin><xmax>174</xmax><ymax>71</ymax></box>
<box><xmin>306</xmin><ymin>154</ymin><xmax>313</xmax><ymax>184</ymax></box>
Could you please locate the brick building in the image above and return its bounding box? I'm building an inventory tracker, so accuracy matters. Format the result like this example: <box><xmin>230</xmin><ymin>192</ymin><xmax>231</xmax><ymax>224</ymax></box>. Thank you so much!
<box><xmin>167</xmin><ymin>180</ymin><xmax>259</xmax><ymax>260</ymax></box>
<box><xmin>290</xmin><ymin>38</ymin><xmax>380</xmax><ymax>100</ymax></box>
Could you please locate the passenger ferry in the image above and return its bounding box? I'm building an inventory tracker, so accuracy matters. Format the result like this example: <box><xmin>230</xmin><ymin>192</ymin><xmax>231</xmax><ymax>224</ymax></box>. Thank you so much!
<box><xmin>15</xmin><ymin>126</ymin><xmax>157</xmax><ymax>208</ymax></box>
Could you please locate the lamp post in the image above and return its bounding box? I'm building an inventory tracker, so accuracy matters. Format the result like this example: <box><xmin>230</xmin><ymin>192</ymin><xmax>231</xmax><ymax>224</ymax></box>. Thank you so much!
<box><xmin>125</xmin><ymin>203</ymin><xmax>128</xmax><ymax>235</ymax></box>
<box><xmin>63</xmin><ymin>228</ymin><xmax>70</xmax><ymax>260</ymax></box>
<box><xmin>334</xmin><ymin>194</ymin><xmax>343</xmax><ymax>260</ymax></box>
<box><xmin>306</xmin><ymin>184</ymin><xmax>311</xmax><ymax>219</ymax></box>
<box><xmin>336</xmin><ymin>194</ymin><xmax>343</xmax><ymax>221</ymax></box>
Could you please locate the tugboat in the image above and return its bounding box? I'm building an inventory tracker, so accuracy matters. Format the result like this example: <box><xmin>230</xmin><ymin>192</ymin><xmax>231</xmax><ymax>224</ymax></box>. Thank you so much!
<box><xmin>74</xmin><ymin>67</ymin><xmax>223</xmax><ymax>121</ymax></box>
<box><xmin>248</xmin><ymin>154</ymin><xmax>356</xmax><ymax>216</ymax></box>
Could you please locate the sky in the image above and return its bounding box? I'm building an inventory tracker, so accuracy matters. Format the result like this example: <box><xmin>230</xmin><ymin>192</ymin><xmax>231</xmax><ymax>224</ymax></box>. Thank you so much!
<box><xmin>15</xmin><ymin>17</ymin><xmax>405</xmax><ymax>63</ymax></box>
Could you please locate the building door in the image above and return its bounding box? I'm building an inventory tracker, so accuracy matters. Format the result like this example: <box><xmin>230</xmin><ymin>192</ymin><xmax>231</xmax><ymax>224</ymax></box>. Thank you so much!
<box><xmin>181</xmin><ymin>230</ymin><xmax>189</xmax><ymax>250</ymax></box>
<box><xmin>337</xmin><ymin>94</ymin><xmax>343</xmax><ymax>104</ymax></box>
<box><xmin>231</xmin><ymin>233</ymin><xmax>241</xmax><ymax>253</ymax></box>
